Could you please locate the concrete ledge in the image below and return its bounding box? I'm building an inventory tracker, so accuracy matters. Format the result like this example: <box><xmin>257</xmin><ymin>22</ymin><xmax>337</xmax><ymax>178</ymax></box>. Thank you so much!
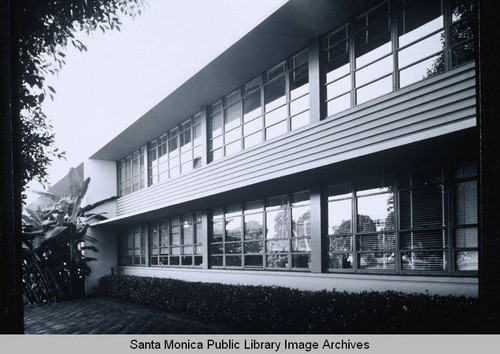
<box><xmin>117</xmin><ymin>266</ymin><xmax>478</xmax><ymax>298</ymax></box>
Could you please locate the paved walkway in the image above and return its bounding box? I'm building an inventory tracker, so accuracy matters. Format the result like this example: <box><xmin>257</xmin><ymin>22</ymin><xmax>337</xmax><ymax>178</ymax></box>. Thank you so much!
<box><xmin>24</xmin><ymin>297</ymin><xmax>241</xmax><ymax>334</ymax></box>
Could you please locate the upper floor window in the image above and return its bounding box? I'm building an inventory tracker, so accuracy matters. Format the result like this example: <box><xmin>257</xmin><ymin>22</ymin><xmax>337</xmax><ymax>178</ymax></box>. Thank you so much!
<box><xmin>208</xmin><ymin>49</ymin><xmax>310</xmax><ymax>162</ymax></box>
<box><xmin>324</xmin><ymin>0</ymin><xmax>476</xmax><ymax>117</ymax></box>
<box><xmin>149</xmin><ymin>114</ymin><xmax>202</xmax><ymax>185</ymax></box>
<box><xmin>118</xmin><ymin>147</ymin><xmax>145</xmax><ymax>197</ymax></box>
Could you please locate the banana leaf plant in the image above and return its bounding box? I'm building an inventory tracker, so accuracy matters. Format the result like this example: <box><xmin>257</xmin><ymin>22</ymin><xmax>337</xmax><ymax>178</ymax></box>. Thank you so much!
<box><xmin>22</xmin><ymin>168</ymin><xmax>98</xmax><ymax>303</ymax></box>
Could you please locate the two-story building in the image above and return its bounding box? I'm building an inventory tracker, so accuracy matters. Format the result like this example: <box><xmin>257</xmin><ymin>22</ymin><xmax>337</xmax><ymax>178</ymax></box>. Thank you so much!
<box><xmin>73</xmin><ymin>0</ymin><xmax>479</xmax><ymax>297</ymax></box>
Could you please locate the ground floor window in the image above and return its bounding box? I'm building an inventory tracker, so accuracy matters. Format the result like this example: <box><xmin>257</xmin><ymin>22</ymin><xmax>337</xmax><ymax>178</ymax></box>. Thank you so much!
<box><xmin>327</xmin><ymin>162</ymin><xmax>477</xmax><ymax>273</ymax></box>
<box><xmin>117</xmin><ymin>161</ymin><xmax>477</xmax><ymax>274</ymax></box>
<box><xmin>149</xmin><ymin>213</ymin><xmax>203</xmax><ymax>267</ymax></box>
<box><xmin>210</xmin><ymin>191</ymin><xmax>311</xmax><ymax>270</ymax></box>
<box><xmin>118</xmin><ymin>225</ymin><xmax>146</xmax><ymax>266</ymax></box>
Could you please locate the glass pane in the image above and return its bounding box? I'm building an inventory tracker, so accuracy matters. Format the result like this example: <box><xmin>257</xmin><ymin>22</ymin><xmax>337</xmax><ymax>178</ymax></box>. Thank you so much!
<box><xmin>357</xmin><ymin>192</ymin><xmax>394</xmax><ymax>232</ymax></box>
<box><xmin>264</xmin><ymin>75</ymin><xmax>286</xmax><ymax>111</ymax></box>
<box><xmin>292</xmin><ymin>254</ymin><xmax>311</xmax><ymax>269</ymax></box>
<box><xmin>290</xmin><ymin>94</ymin><xmax>309</xmax><ymax>116</ymax></box>
<box><xmin>244</xmin><ymin>255</ymin><xmax>263</xmax><ymax>267</ymax></box>
<box><xmin>401</xmin><ymin>251</ymin><xmax>445</xmax><ymax>271</ymax></box>
<box><xmin>225</xmin><ymin>127</ymin><xmax>241</xmax><ymax>144</ymax></box>
<box><xmin>357</xmin><ymin>233</ymin><xmax>395</xmax><ymax>251</ymax></box>
<box><xmin>226</xmin><ymin>216</ymin><xmax>242</xmax><ymax>241</ymax></box>
<box><xmin>291</xmin><ymin>238</ymin><xmax>311</xmax><ymax>252</ymax></box>
<box><xmin>356</xmin><ymin>75</ymin><xmax>392</xmax><ymax>104</ymax></box>
<box><xmin>326</xmin><ymin>61</ymin><xmax>350</xmax><ymax>83</ymax></box>
<box><xmin>326</xmin><ymin>75</ymin><xmax>351</xmax><ymax>100</ymax></box>
<box><xmin>211</xmin><ymin>256</ymin><xmax>223</xmax><ymax>266</ymax></box>
<box><xmin>264</xmin><ymin>105</ymin><xmax>287</xmax><ymax>127</ymax></box>
<box><xmin>212</xmin><ymin>220</ymin><xmax>223</xmax><ymax>241</ymax></box>
<box><xmin>356</xmin><ymin>55</ymin><xmax>392</xmax><ymax>87</ymax></box>
<box><xmin>266</xmin><ymin>254</ymin><xmax>289</xmax><ymax>268</ymax></box>
<box><xmin>398</xmin><ymin>31</ymin><xmax>444</xmax><ymax>68</ymax></box>
<box><xmin>225</xmin><ymin>140</ymin><xmax>241</xmax><ymax>156</ymax></box>
<box><xmin>329</xmin><ymin>199</ymin><xmax>352</xmax><ymax>235</ymax></box>
<box><xmin>399</xmin><ymin>0</ymin><xmax>443</xmax><ymax>47</ymax></box>
<box><xmin>244</xmin><ymin>132</ymin><xmax>262</xmax><ymax>149</ymax></box>
<box><xmin>244</xmin><ymin>241</ymin><xmax>264</xmax><ymax>254</ymax></box>
<box><xmin>455</xmin><ymin>227</ymin><xmax>478</xmax><ymax>248</ymax></box>
<box><xmin>327</xmin><ymin>93</ymin><xmax>351</xmax><ymax>116</ymax></box>
<box><xmin>456</xmin><ymin>181</ymin><xmax>477</xmax><ymax>225</ymax></box>
<box><xmin>400</xmin><ymin>54</ymin><xmax>443</xmax><ymax>87</ymax></box>
<box><xmin>292</xmin><ymin>205</ymin><xmax>310</xmax><ymax>238</ymax></box>
<box><xmin>329</xmin><ymin>235</ymin><xmax>352</xmax><ymax>252</ymax></box>
<box><xmin>356</xmin><ymin>41</ymin><xmax>391</xmax><ymax>68</ymax></box>
<box><xmin>226</xmin><ymin>255</ymin><xmax>242</xmax><ymax>267</ymax></box>
<box><xmin>243</xmin><ymin>118</ymin><xmax>263</xmax><ymax>136</ymax></box>
<box><xmin>266</xmin><ymin>210</ymin><xmax>288</xmax><ymax>239</ymax></box>
<box><xmin>266</xmin><ymin>239</ymin><xmax>289</xmax><ymax>253</ymax></box>
<box><xmin>244</xmin><ymin>213</ymin><xmax>264</xmax><ymax>240</ymax></box>
<box><xmin>243</xmin><ymin>90</ymin><xmax>262</xmax><ymax>123</ymax></box>
<box><xmin>400</xmin><ymin>230</ymin><xmax>445</xmax><ymax>250</ymax></box>
<box><xmin>224</xmin><ymin>102</ymin><xmax>241</xmax><ymax>131</ymax></box>
<box><xmin>328</xmin><ymin>253</ymin><xmax>353</xmax><ymax>269</ymax></box>
<box><xmin>291</xmin><ymin>111</ymin><xmax>310</xmax><ymax>131</ymax></box>
<box><xmin>225</xmin><ymin>242</ymin><xmax>242</xmax><ymax>254</ymax></box>
<box><xmin>413</xmin><ymin>186</ymin><xmax>443</xmax><ymax>228</ymax></box>
<box><xmin>210</xmin><ymin>243</ymin><xmax>223</xmax><ymax>254</ymax></box>
<box><xmin>358</xmin><ymin>252</ymin><xmax>395</xmax><ymax>270</ymax></box>
<box><xmin>266</xmin><ymin>120</ymin><xmax>287</xmax><ymax>140</ymax></box>
<box><xmin>455</xmin><ymin>251</ymin><xmax>478</xmax><ymax>271</ymax></box>
<box><xmin>209</xmin><ymin>111</ymin><xmax>223</xmax><ymax>137</ymax></box>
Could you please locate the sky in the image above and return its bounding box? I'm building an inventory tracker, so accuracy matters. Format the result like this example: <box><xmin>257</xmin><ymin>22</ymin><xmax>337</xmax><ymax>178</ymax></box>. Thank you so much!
<box><xmin>26</xmin><ymin>0</ymin><xmax>287</xmax><ymax>203</ymax></box>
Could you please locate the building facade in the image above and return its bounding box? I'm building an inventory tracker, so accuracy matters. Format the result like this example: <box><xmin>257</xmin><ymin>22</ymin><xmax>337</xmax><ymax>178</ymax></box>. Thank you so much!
<box><xmin>80</xmin><ymin>0</ymin><xmax>479</xmax><ymax>297</ymax></box>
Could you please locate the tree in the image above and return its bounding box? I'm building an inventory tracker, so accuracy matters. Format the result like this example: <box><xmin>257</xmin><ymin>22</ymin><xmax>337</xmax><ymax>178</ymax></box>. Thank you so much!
<box><xmin>15</xmin><ymin>0</ymin><xmax>146</xmax><ymax>199</ymax></box>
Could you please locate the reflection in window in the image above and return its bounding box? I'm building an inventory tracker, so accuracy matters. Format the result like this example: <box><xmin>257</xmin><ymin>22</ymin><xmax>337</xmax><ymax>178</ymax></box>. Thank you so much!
<box><xmin>323</xmin><ymin>0</ymin><xmax>476</xmax><ymax>117</ymax></box>
<box><xmin>399</xmin><ymin>167</ymin><xmax>446</xmax><ymax>271</ymax></box>
<box><xmin>149</xmin><ymin>213</ymin><xmax>203</xmax><ymax>267</ymax></box>
<box><xmin>454</xmin><ymin>161</ymin><xmax>478</xmax><ymax>271</ymax></box>
<box><xmin>210</xmin><ymin>192</ymin><xmax>311</xmax><ymax>270</ymax></box>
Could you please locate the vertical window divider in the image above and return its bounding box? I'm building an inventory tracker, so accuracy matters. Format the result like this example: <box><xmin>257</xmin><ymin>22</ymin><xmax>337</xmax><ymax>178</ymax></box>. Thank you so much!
<box><xmin>144</xmin><ymin>223</ymin><xmax>150</xmax><ymax>267</ymax></box>
<box><xmin>286</xmin><ymin>195</ymin><xmax>292</xmax><ymax>269</ymax></box>
<box><xmin>445</xmin><ymin>164</ymin><xmax>454</xmax><ymax>273</ymax></box>
<box><xmin>308</xmin><ymin>36</ymin><xmax>323</xmax><ymax>122</ymax></box>
<box><xmin>443</xmin><ymin>0</ymin><xmax>452</xmax><ymax>71</ymax></box>
<box><xmin>285</xmin><ymin>63</ymin><xmax>291</xmax><ymax>133</ymax></box>
<box><xmin>200</xmin><ymin>106</ymin><xmax>209</xmax><ymax>167</ymax></box>
<box><xmin>310</xmin><ymin>185</ymin><xmax>323</xmax><ymax>273</ymax></box>
<box><xmin>391</xmin><ymin>0</ymin><xmax>400</xmax><ymax>91</ymax></box>
<box><xmin>263</xmin><ymin>201</ymin><xmax>268</xmax><ymax>270</ymax></box>
<box><xmin>260</xmin><ymin>74</ymin><xmax>266</xmax><ymax>143</ymax></box>
<box><xmin>348</xmin><ymin>24</ymin><xmax>356</xmax><ymax>108</ymax></box>
<box><xmin>394</xmin><ymin>176</ymin><xmax>401</xmax><ymax>272</ymax></box>
<box><xmin>352</xmin><ymin>183</ymin><xmax>358</xmax><ymax>271</ymax></box>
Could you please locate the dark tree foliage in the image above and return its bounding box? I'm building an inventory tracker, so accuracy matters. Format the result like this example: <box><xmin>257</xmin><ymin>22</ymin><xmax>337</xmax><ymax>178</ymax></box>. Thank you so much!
<box><xmin>16</xmin><ymin>0</ymin><xmax>146</xmax><ymax>199</ymax></box>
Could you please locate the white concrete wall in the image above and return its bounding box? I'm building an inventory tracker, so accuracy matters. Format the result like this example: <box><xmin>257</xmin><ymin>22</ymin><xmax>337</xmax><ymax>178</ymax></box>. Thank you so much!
<box><xmin>83</xmin><ymin>158</ymin><xmax>117</xmax><ymax>219</ymax></box>
<box><xmin>117</xmin><ymin>266</ymin><xmax>478</xmax><ymax>298</ymax></box>
<box><xmin>85</xmin><ymin>227</ymin><xmax>117</xmax><ymax>294</ymax></box>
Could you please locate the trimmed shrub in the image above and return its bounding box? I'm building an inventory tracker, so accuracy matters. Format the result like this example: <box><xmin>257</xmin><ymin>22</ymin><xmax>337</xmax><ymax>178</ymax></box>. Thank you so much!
<box><xmin>98</xmin><ymin>275</ymin><xmax>480</xmax><ymax>333</ymax></box>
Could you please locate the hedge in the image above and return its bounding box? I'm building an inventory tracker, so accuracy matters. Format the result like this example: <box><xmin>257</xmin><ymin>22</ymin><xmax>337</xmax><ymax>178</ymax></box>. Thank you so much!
<box><xmin>98</xmin><ymin>275</ymin><xmax>480</xmax><ymax>333</ymax></box>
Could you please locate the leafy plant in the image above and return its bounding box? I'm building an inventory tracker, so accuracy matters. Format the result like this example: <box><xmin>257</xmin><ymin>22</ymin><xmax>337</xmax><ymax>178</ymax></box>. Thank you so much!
<box><xmin>22</xmin><ymin>168</ymin><xmax>97</xmax><ymax>303</ymax></box>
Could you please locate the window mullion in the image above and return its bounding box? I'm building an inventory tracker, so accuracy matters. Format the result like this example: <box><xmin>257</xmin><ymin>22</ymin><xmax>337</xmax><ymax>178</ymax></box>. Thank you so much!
<box><xmin>391</xmin><ymin>0</ymin><xmax>400</xmax><ymax>90</ymax></box>
<box><xmin>348</xmin><ymin>24</ymin><xmax>356</xmax><ymax>108</ymax></box>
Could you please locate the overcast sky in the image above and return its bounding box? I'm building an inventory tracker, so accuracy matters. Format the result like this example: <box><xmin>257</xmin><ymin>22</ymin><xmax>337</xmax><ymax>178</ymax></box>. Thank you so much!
<box><xmin>26</xmin><ymin>0</ymin><xmax>287</xmax><ymax>203</ymax></box>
